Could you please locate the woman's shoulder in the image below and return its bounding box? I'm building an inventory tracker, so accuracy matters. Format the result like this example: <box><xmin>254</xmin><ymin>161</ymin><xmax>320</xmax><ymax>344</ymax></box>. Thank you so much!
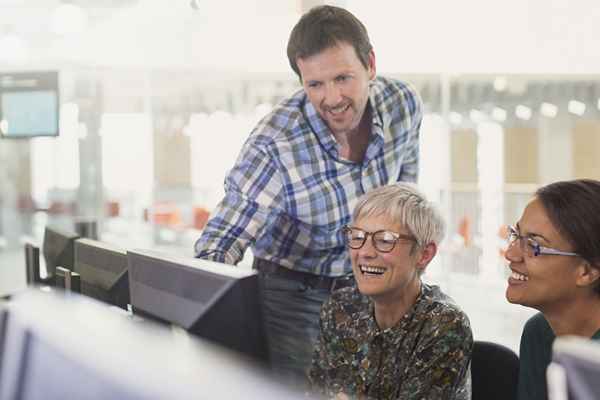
<box><xmin>523</xmin><ymin>312</ymin><xmax>554</xmax><ymax>339</ymax></box>
<box><xmin>422</xmin><ymin>284</ymin><xmax>470</xmax><ymax>320</ymax></box>
<box><xmin>417</xmin><ymin>285</ymin><xmax>473</xmax><ymax>339</ymax></box>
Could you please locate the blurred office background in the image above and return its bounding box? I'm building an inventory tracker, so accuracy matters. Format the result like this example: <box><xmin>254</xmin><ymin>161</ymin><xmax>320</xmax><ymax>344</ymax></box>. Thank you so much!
<box><xmin>1</xmin><ymin>0</ymin><xmax>600</xmax><ymax>351</ymax></box>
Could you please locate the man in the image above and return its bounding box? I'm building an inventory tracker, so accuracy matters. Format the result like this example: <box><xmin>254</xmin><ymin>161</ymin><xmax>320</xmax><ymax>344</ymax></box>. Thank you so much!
<box><xmin>194</xmin><ymin>5</ymin><xmax>422</xmax><ymax>386</ymax></box>
<box><xmin>310</xmin><ymin>183</ymin><xmax>472</xmax><ymax>399</ymax></box>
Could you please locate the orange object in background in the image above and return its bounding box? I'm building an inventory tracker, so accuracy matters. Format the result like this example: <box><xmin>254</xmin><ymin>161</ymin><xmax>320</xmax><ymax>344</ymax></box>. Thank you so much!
<box><xmin>457</xmin><ymin>216</ymin><xmax>472</xmax><ymax>247</ymax></box>
<box><xmin>149</xmin><ymin>203</ymin><xmax>182</xmax><ymax>228</ymax></box>
<box><xmin>106</xmin><ymin>201</ymin><xmax>120</xmax><ymax>218</ymax></box>
<box><xmin>193</xmin><ymin>207</ymin><xmax>211</xmax><ymax>230</ymax></box>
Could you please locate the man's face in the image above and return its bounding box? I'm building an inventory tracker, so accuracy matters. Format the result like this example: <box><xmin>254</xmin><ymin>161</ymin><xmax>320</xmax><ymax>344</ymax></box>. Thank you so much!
<box><xmin>296</xmin><ymin>42</ymin><xmax>375</xmax><ymax>138</ymax></box>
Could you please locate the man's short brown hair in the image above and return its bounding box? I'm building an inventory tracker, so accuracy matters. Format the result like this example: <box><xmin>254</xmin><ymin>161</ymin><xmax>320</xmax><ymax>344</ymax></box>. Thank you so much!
<box><xmin>286</xmin><ymin>5</ymin><xmax>373</xmax><ymax>79</ymax></box>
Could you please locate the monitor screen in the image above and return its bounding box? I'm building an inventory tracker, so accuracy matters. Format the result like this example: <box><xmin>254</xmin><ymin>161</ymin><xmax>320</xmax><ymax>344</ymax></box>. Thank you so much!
<box><xmin>42</xmin><ymin>226</ymin><xmax>79</xmax><ymax>280</ymax></box>
<box><xmin>0</xmin><ymin>308</ymin><xmax>29</xmax><ymax>399</ymax></box>
<box><xmin>550</xmin><ymin>336</ymin><xmax>600</xmax><ymax>400</ymax></box>
<box><xmin>1</xmin><ymin>289</ymin><xmax>305</xmax><ymax>400</ymax></box>
<box><xmin>18</xmin><ymin>330</ymin><xmax>148</xmax><ymax>400</ymax></box>
<box><xmin>127</xmin><ymin>250</ymin><xmax>268</xmax><ymax>363</ymax></box>
<box><xmin>74</xmin><ymin>238</ymin><xmax>129</xmax><ymax>310</ymax></box>
<box><xmin>0</xmin><ymin>71</ymin><xmax>59</xmax><ymax>138</ymax></box>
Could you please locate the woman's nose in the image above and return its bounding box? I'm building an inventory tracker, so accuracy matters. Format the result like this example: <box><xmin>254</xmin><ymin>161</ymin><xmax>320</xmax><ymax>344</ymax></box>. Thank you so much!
<box><xmin>504</xmin><ymin>239</ymin><xmax>524</xmax><ymax>263</ymax></box>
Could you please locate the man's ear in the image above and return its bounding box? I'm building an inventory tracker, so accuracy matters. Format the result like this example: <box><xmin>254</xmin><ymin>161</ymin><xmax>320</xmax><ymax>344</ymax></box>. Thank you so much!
<box><xmin>367</xmin><ymin>49</ymin><xmax>376</xmax><ymax>80</ymax></box>
<box><xmin>576</xmin><ymin>262</ymin><xmax>600</xmax><ymax>289</ymax></box>
<box><xmin>416</xmin><ymin>242</ymin><xmax>437</xmax><ymax>270</ymax></box>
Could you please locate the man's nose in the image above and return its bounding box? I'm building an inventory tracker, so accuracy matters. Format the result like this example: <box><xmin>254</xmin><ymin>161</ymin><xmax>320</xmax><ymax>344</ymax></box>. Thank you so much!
<box><xmin>323</xmin><ymin>82</ymin><xmax>343</xmax><ymax>107</ymax></box>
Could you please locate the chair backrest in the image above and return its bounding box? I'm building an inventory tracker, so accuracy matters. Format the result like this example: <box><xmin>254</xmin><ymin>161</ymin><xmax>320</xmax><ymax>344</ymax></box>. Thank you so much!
<box><xmin>471</xmin><ymin>340</ymin><xmax>519</xmax><ymax>400</ymax></box>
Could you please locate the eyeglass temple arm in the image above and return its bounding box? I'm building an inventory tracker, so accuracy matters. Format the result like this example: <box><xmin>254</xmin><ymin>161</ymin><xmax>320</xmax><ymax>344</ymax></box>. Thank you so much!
<box><xmin>537</xmin><ymin>246</ymin><xmax>579</xmax><ymax>257</ymax></box>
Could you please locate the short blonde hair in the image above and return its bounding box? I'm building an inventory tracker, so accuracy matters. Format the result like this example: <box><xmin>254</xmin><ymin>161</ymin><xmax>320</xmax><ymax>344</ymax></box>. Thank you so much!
<box><xmin>352</xmin><ymin>183</ymin><xmax>445</xmax><ymax>247</ymax></box>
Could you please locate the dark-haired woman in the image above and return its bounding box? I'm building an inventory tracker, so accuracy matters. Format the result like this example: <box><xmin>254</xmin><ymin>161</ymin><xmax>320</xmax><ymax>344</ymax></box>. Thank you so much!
<box><xmin>505</xmin><ymin>179</ymin><xmax>600</xmax><ymax>400</ymax></box>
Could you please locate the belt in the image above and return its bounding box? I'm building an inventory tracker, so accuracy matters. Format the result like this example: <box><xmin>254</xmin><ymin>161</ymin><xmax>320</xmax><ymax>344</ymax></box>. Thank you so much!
<box><xmin>254</xmin><ymin>258</ymin><xmax>355</xmax><ymax>292</ymax></box>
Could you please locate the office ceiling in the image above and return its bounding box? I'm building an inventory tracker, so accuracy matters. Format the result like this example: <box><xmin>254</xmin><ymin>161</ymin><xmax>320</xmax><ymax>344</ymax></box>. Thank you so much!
<box><xmin>0</xmin><ymin>0</ymin><xmax>139</xmax><ymax>63</ymax></box>
<box><xmin>1</xmin><ymin>0</ymin><xmax>600</xmax><ymax>74</ymax></box>
<box><xmin>0</xmin><ymin>0</ymin><xmax>139</xmax><ymax>38</ymax></box>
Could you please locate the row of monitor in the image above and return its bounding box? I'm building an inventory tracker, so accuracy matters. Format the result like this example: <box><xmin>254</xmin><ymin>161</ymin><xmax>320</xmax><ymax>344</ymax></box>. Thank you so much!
<box><xmin>25</xmin><ymin>226</ymin><xmax>268</xmax><ymax>363</ymax></box>
<box><xmin>0</xmin><ymin>290</ymin><xmax>302</xmax><ymax>400</ymax></box>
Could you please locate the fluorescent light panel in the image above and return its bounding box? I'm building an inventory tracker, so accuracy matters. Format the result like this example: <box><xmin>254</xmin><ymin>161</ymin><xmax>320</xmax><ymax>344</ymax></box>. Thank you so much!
<box><xmin>568</xmin><ymin>100</ymin><xmax>586</xmax><ymax>116</ymax></box>
<box><xmin>540</xmin><ymin>102</ymin><xmax>558</xmax><ymax>118</ymax></box>
<box><xmin>515</xmin><ymin>105</ymin><xmax>532</xmax><ymax>121</ymax></box>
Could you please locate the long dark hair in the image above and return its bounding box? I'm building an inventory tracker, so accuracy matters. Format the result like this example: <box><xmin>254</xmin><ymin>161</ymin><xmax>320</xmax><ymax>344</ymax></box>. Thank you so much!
<box><xmin>536</xmin><ymin>179</ymin><xmax>600</xmax><ymax>293</ymax></box>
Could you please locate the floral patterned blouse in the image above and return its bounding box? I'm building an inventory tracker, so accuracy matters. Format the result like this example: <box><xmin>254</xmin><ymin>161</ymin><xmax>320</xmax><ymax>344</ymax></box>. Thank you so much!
<box><xmin>309</xmin><ymin>283</ymin><xmax>473</xmax><ymax>400</ymax></box>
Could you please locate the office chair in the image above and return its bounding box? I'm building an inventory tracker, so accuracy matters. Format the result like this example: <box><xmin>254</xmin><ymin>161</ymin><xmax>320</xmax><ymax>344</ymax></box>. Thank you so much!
<box><xmin>471</xmin><ymin>340</ymin><xmax>519</xmax><ymax>400</ymax></box>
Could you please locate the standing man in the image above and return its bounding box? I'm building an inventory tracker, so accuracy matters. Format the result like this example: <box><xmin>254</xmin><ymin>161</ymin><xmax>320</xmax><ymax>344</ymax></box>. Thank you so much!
<box><xmin>194</xmin><ymin>5</ymin><xmax>422</xmax><ymax>387</ymax></box>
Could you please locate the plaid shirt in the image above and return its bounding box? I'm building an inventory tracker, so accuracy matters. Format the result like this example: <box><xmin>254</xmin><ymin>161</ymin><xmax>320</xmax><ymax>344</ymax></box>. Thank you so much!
<box><xmin>194</xmin><ymin>76</ymin><xmax>422</xmax><ymax>276</ymax></box>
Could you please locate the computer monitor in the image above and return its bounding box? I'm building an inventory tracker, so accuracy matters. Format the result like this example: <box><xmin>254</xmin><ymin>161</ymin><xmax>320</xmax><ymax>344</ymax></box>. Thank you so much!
<box><xmin>127</xmin><ymin>250</ymin><xmax>268</xmax><ymax>363</ymax></box>
<box><xmin>42</xmin><ymin>226</ymin><xmax>79</xmax><ymax>281</ymax></box>
<box><xmin>1</xmin><ymin>289</ymin><xmax>302</xmax><ymax>400</ymax></box>
<box><xmin>24</xmin><ymin>242</ymin><xmax>41</xmax><ymax>284</ymax></box>
<box><xmin>0</xmin><ymin>71</ymin><xmax>59</xmax><ymax>138</ymax></box>
<box><xmin>0</xmin><ymin>307</ymin><xmax>29</xmax><ymax>399</ymax></box>
<box><xmin>549</xmin><ymin>336</ymin><xmax>600</xmax><ymax>400</ymax></box>
<box><xmin>74</xmin><ymin>238</ymin><xmax>129</xmax><ymax>310</ymax></box>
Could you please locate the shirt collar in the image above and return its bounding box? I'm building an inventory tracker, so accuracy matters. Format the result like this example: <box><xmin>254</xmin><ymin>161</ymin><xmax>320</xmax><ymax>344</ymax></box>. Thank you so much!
<box><xmin>302</xmin><ymin>96</ymin><xmax>338</xmax><ymax>154</ymax></box>
<box><xmin>368</xmin><ymin>80</ymin><xmax>385</xmax><ymax>135</ymax></box>
<box><xmin>363</xmin><ymin>282</ymin><xmax>432</xmax><ymax>344</ymax></box>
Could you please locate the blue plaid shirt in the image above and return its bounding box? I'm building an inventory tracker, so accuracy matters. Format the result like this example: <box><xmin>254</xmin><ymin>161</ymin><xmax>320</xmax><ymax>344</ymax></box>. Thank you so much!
<box><xmin>194</xmin><ymin>76</ymin><xmax>422</xmax><ymax>276</ymax></box>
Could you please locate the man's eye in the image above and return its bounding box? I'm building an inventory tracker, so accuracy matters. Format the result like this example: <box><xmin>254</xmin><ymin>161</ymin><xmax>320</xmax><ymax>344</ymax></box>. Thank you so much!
<box><xmin>308</xmin><ymin>82</ymin><xmax>321</xmax><ymax>88</ymax></box>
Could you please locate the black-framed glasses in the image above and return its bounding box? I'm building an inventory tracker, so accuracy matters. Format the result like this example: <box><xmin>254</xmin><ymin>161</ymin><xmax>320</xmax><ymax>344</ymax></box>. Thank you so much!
<box><xmin>506</xmin><ymin>225</ymin><xmax>580</xmax><ymax>258</ymax></box>
<box><xmin>342</xmin><ymin>226</ymin><xmax>416</xmax><ymax>253</ymax></box>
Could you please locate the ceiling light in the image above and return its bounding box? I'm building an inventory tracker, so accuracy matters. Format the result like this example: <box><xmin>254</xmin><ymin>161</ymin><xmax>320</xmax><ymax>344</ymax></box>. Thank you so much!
<box><xmin>493</xmin><ymin>77</ymin><xmax>507</xmax><ymax>92</ymax></box>
<box><xmin>470</xmin><ymin>109</ymin><xmax>486</xmax><ymax>123</ymax></box>
<box><xmin>492</xmin><ymin>107</ymin><xmax>507</xmax><ymax>122</ymax></box>
<box><xmin>515</xmin><ymin>105</ymin><xmax>532</xmax><ymax>121</ymax></box>
<box><xmin>568</xmin><ymin>100</ymin><xmax>586</xmax><ymax>116</ymax></box>
<box><xmin>540</xmin><ymin>102</ymin><xmax>558</xmax><ymax>118</ymax></box>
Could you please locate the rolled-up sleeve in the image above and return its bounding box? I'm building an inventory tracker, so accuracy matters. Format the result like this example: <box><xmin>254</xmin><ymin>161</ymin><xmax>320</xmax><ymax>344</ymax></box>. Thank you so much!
<box><xmin>194</xmin><ymin>137</ymin><xmax>283</xmax><ymax>265</ymax></box>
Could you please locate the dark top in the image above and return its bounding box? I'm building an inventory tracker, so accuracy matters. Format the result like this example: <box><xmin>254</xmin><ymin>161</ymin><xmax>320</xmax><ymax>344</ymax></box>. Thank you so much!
<box><xmin>517</xmin><ymin>312</ymin><xmax>600</xmax><ymax>400</ymax></box>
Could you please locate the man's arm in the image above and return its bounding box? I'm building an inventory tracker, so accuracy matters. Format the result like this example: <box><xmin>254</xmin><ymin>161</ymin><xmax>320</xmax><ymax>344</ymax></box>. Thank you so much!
<box><xmin>397</xmin><ymin>311</ymin><xmax>473</xmax><ymax>400</ymax></box>
<box><xmin>194</xmin><ymin>138</ymin><xmax>283</xmax><ymax>265</ymax></box>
